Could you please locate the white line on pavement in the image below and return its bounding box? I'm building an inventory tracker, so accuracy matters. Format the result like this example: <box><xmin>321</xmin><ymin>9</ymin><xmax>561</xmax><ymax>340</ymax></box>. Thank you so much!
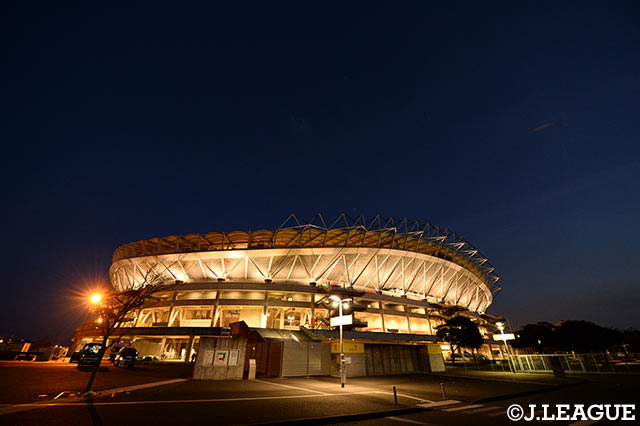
<box><xmin>255</xmin><ymin>379</ymin><xmax>329</xmax><ymax>395</ymax></box>
<box><xmin>0</xmin><ymin>377</ymin><xmax>189</xmax><ymax>416</ymax></box>
<box><xmin>384</xmin><ymin>392</ymin><xmax>432</xmax><ymax>403</ymax></box>
<box><xmin>102</xmin><ymin>378</ymin><xmax>188</xmax><ymax>395</ymax></box>
<box><xmin>417</xmin><ymin>400</ymin><xmax>461</xmax><ymax>409</ymax></box>
<box><xmin>385</xmin><ymin>416</ymin><xmax>441</xmax><ymax>425</ymax></box>
<box><xmin>0</xmin><ymin>390</ymin><xmax>387</xmax><ymax>409</ymax></box>
<box><xmin>442</xmin><ymin>404</ymin><xmax>483</xmax><ymax>412</ymax></box>
<box><xmin>465</xmin><ymin>406</ymin><xmax>504</xmax><ymax>414</ymax></box>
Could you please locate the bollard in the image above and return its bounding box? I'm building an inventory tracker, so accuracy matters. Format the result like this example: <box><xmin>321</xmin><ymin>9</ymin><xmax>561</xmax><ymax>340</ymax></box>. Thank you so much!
<box><xmin>393</xmin><ymin>385</ymin><xmax>398</xmax><ymax>404</ymax></box>
<box><xmin>440</xmin><ymin>383</ymin><xmax>447</xmax><ymax>400</ymax></box>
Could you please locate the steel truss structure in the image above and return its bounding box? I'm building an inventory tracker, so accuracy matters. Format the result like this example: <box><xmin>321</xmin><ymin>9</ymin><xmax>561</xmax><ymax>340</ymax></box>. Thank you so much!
<box><xmin>110</xmin><ymin>214</ymin><xmax>501</xmax><ymax>313</ymax></box>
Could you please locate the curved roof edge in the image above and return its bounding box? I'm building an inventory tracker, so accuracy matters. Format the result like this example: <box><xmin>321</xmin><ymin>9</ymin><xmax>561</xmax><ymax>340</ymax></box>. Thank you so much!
<box><xmin>112</xmin><ymin>213</ymin><xmax>501</xmax><ymax>294</ymax></box>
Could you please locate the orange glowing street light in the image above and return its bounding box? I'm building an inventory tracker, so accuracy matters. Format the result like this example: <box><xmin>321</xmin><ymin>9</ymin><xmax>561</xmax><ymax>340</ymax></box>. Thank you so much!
<box><xmin>89</xmin><ymin>293</ymin><xmax>103</xmax><ymax>305</ymax></box>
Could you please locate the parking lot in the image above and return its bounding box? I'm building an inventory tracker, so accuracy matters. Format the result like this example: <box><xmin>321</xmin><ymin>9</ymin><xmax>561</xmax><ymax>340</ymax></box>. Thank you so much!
<box><xmin>0</xmin><ymin>360</ymin><xmax>193</xmax><ymax>404</ymax></box>
<box><xmin>1</xmin><ymin>361</ymin><xmax>638</xmax><ymax>425</ymax></box>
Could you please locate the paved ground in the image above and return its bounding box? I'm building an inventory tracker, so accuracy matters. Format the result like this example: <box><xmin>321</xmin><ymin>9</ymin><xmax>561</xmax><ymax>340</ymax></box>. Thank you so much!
<box><xmin>0</xmin><ymin>360</ymin><xmax>194</xmax><ymax>404</ymax></box>
<box><xmin>346</xmin><ymin>374</ymin><xmax>640</xmax><ymax>425</ymax></box>
<box><xmin>0</xmin><ymin>362</ymin><xmax>637</xmax><ymax>425</ymax></box>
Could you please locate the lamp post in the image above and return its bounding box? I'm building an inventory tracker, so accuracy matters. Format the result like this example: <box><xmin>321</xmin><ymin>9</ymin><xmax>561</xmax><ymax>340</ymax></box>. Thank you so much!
<box><xmin>496</xmin><ymin>321</ymin><xmax>515</xmax><ymax>373</ymax></box>
<box><xmin>496</xmin><ymin>322</ymin><xmax>511</xmax><ymax>354</ymax></box>
<box><xmin>329</xmin><ymin>295</ymin><xmax>351</xmax><ymax>388</ymax></box>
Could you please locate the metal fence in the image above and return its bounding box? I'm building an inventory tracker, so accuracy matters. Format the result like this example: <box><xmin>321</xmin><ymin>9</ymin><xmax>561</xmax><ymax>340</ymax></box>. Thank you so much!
<box><xmin>508</xmin><ymin>353</ymin><xmax>639</xmax><ymax>375</ymax></box>
<box><xmin>443</xmin><ymin>353</ymin><xmax>639</xmax><ymax>375</ymax></box>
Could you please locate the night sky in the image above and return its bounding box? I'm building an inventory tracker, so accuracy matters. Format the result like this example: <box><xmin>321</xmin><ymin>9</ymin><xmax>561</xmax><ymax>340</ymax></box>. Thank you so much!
<box><xmin>2</xmin><ymin>2</ymin><xmax>639</xmax><ymax>343</ymax></box>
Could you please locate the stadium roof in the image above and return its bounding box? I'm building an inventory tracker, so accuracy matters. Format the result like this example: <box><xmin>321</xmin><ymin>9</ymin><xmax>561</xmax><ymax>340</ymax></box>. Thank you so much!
<box><xmin>112</xmin><ymin>214</ymin><xmax>501</xmax><ymax>294</ymax></box>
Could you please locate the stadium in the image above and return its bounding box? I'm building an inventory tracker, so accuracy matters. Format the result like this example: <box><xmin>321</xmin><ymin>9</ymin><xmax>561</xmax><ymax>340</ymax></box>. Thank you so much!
<box><xmin>72</xmin><ymin>214</ymin><xmax>507</xmax><ymax>376</ymax></box>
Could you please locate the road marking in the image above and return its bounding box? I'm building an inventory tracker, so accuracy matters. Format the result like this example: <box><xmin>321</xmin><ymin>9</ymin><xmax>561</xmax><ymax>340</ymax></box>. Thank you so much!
<box><xmin>387</xmin><ymin>392</ymin><xmax>431</xmax><ymax>403</ymax></box>
<box><xmin>102</xmin><ymin>378</ymin><xmax>188</xmax><ymax>395</ymax></box>
<box><xmin>465</xmin><ymin>406</ymin><xmax>504</xmax><ymax>414</ymax></box>
<box><xmin>0</xmin><ymin>390</ymin><xmax>386</xmax><ymax>409</ymax></box>
<box><xmin>442</xmin><ymin>404</ymin><xmax>483</xmax><ymax>412</ymax></box>
<box><xmin>385</xmin><ymin>416</ymin><xmax>440</xmax><ymax>425</ymax></box>
<box><xmin>0</xmin><ymin>377</ymin><xmax>189</xmax><ymax>416</ymax></box>
<box><xmin>255</xmin><ymin>379</ymin><xmax>328</xmax><ymax>395</ymax></box>
<box><xmin>417</xmin><ymin>400</ymin><xmax>461</xmax><ymax>409</ymax></box>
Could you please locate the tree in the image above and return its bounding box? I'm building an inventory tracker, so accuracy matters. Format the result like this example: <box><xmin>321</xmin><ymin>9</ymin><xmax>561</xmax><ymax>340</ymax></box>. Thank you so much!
<box><xmin>436</xmin><ymin>316</ymin><xmax>483</xmax><ymax>363</ymax></box>
<box><xmin>622</xmin><ymin>328</ymin><xmax>640</xmax><ymax>352</ymax></box>
<box><xmin>82</xmin><ymin>273</ymin><xmax>176</xmax><ymax>396</ymax></box>
<box><xmin>512</xmin><ymin>322</ymin><xmax>554</xmax><ymax>352</ymax></box>
<box><xmin>513</xmin><ymin>320</ymin><xmax>624</xmax><ymax>353</ymax></box>
<box><xmin>546</xmin><ymin>320</ymin><xmax>622</xmax><ymax>353</ymax></box>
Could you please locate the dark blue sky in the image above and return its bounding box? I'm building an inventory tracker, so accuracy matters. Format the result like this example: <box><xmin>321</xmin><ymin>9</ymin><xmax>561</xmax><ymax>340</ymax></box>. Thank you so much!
<box><xmin>2</xmin><ymin>2</ymin><xmax>639</xmax><ymax>342</ymax></box>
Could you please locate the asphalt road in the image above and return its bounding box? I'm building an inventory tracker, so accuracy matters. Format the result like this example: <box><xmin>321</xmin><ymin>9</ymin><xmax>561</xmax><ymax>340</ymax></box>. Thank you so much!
<box><xmin>0</xmin><ymin>362</ymin><xmax>637</xmax><ymax>425</ymax></box>
<box><xmin>0</xmin><ymin>360</ymin><xmax>194</xmax><ymax>404</ymax></box>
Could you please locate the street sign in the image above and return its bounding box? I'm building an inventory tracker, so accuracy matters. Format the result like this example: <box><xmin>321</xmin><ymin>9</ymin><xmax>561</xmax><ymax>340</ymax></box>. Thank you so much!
<box><xmin>330</xmin><ymin>314</ymin><xmax>352</xmax><ymax>327</ymax></box>
<box><xmin>493</xmin><ymin>333</ymin><xmax>515</xmax><ymax>341</ymax></box>
<box><xmin>331</xmin><ymin>342</ymin><xmax>364</xmax><ymax>353</ymax></box>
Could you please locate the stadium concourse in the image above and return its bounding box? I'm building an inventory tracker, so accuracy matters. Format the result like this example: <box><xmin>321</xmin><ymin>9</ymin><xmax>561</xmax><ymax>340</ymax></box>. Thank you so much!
<box><xmin>72</xmin><ymin>214</ymin><xmax>508</xmax><ymax>377</ymax></box>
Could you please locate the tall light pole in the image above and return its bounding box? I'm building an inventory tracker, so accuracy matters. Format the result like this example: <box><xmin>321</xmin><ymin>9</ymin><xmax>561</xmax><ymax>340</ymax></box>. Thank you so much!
<box><xmin>496</xmin><ymin>321</ymin><xmax>515</xmax><ymax>373</ymax></box>
<box><xmin>496</xmin><ymin>322</ymin><xmax>510</xmax><ymax>355</ymax></box>
<box><xmin>329</xmin><ymin>295</ymin><xmax>351</xmax><ymax>388</ymax></box>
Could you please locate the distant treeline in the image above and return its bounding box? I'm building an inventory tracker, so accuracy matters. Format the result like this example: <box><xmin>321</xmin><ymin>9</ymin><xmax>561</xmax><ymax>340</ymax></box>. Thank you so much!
<box><xmin>512</xmin><ymin>320</ymin><xmax>639</xmax><ymax>353</ymax></box>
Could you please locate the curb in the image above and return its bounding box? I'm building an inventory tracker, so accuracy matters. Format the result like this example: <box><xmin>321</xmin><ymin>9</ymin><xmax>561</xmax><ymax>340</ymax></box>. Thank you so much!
<box><xmin>472</xmin><ymin>382</ymin><xmax>580</xmax><ymax>404</ymax></box>
<box><xmin>245</xmin><ymin>406</ymin><xmax>427</xmax><ymax>425</ymax></box>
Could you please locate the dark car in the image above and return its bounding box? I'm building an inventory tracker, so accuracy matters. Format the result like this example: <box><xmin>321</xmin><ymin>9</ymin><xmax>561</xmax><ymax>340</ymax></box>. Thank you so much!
<box><xmin>15</xmin><ymin>352</ymin><xmax>37</xmax><ymax>361</ymax></box>
<box><xmin>114</xmin><ymin>347</ymin><xmax>137</xmax><ymax>367</ymax></box>
<box><xmin>77</xmin><ymin>343</ymin><xmax>104</xmax><ymax>369</ymax></box>
<box><xmin>109</xmin><ymin>344</ymin><xmax>129</xmax><ymax>363</ymax></box>
<box><xmin>69</xmin><ymin>351</ymin><xmax>82</xmax><ymax>363</ymax></box>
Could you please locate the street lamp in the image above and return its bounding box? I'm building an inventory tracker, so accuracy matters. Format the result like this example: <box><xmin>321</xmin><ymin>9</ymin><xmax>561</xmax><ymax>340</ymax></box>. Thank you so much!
<box><xmin>90</xmin><ymin>293</ymin><xmax>103</xmax><ymax>305</ymax></box>
<box><xmin>329</xmin><ymin>295</ymin><xmax>351</xmax><ymax>388</ymax></box>
<box><xmin>496</xmin><ymin>321</ymin><xmax>515</xmax><ymax>373</ymax></box>
<box><xmin>495</xmin><ymin>322</ymin><xmax>510</xmax><ymax>354</ymax></box>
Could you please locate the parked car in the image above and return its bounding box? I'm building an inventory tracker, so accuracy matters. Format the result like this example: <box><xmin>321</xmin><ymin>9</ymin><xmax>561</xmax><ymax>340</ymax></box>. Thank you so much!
<box><xmin>114</xmin><ymin>347</ymin><xmax>137</xmax><ymax>367</ymax></box>
<box><xmin>447</xmin><ymin>352</ymin><xmax>488</xmax><ymax>362</ymax></box>
<box><xmin>109</xmin><ymin>344</ymin><xmax>129</xmax><ymax>363</ymax></box>
<box><xmin>77</xmin><ymin>343</ymin><xmax>104</xmax><ymax>369</ymax></box>
<box><xmin>15</xmin><ymin>352</ymin><xmax>37</xmax><ymax>361</ymax></box>
<box><xmin>69</xmin><ymin>351</ymin><xmax>82</xmax><ymax>363</ymax></box>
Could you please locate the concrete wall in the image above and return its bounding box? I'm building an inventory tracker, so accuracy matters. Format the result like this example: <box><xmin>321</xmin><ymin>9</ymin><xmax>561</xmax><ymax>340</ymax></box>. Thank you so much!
<box><xmin>193</xmin><ymin>336</ymin><xmax>247</xmax><ymax>380</ymax></box>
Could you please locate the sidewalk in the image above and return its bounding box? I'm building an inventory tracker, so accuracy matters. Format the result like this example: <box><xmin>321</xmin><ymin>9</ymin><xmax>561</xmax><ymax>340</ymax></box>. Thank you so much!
<box><xmin>435</xmin><ymin>367</ymin><xmax>579</xmax><ymax>385</ymax></box>
<box><xmin>439</xmin><ymin>366</ymin><xmax>639</xmax><ymax>386</ymax></box>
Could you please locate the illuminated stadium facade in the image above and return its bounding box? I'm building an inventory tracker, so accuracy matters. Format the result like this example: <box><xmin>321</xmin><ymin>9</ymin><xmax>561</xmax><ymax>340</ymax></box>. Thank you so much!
<box><xmin>72</xmin><ymin>214</ymin><xmax>505</xmax><ymax>364</ymax></box>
